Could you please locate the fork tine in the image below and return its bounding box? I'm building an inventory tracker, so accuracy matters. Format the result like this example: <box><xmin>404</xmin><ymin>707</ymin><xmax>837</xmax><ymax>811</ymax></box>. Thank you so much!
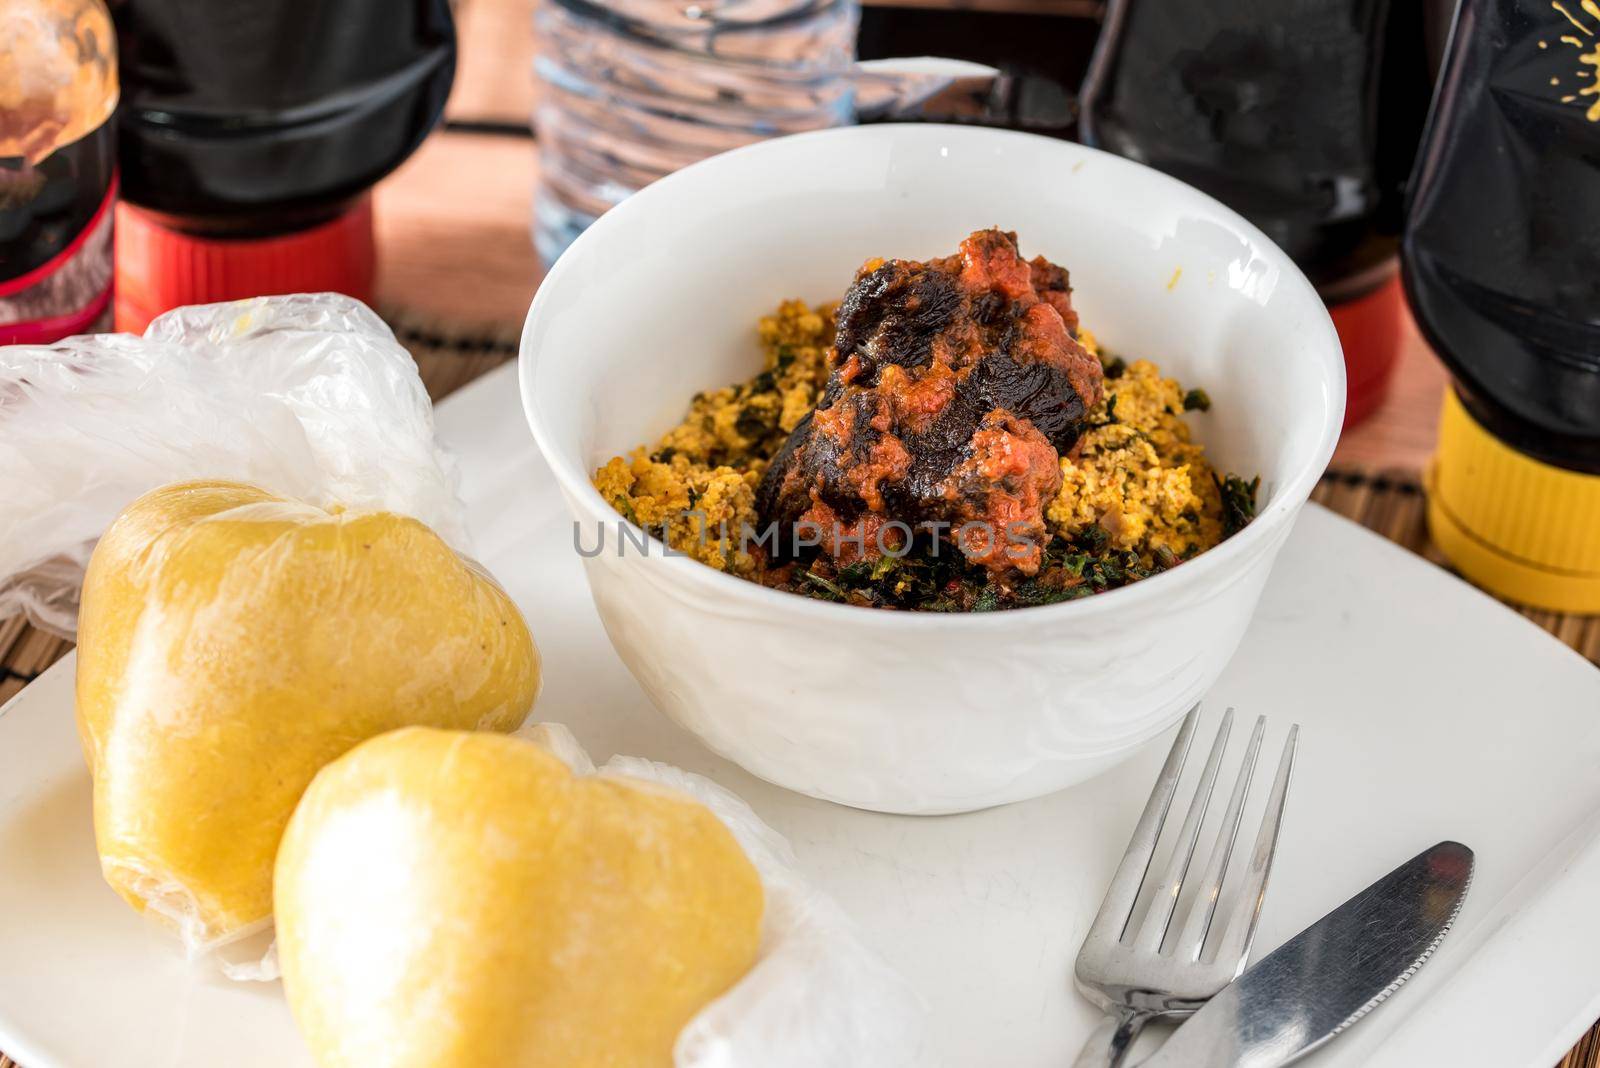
<box><xmin>1207</xmin><ymin>724</ymin><xmax>1298</xmax><ymax>970</ymax></box>
<box><xmin>1172</xmin><ymin>714</ymin><xmax>1265</xmax><ymax>961</ymax></box>
<box><xmin>1132</xmin><ymin>709</ymin><xmax>1233</xmax><ymax>953</ymax></box>
<box><xmin>1086</xmin><ymin>705</ymin><xmax>1201</xmax><ymax>945</ymax></box>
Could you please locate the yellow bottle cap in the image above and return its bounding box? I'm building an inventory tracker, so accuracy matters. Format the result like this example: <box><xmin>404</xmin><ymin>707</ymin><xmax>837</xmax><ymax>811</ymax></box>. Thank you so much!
<box><xmin>1426</xmin><ymin>388</ymin><xmax>1600</xmax><ymax>615</ymax></box>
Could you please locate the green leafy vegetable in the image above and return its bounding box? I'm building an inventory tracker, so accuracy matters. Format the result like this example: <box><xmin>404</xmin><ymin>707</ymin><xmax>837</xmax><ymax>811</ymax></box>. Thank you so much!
<box><xmin>734</xmin><ymin>403</ymin><xmax>778</xmax><ymax>442</ymax></box>
<box><xmin>802</xmin><ymin>571</ymin><xmax>847</xmax><ymax>601</ymax></box>
<box><xmin>1216</xmin><ymin>474</ymin><xmax>1260</xmax><ymax>538</ymax></box>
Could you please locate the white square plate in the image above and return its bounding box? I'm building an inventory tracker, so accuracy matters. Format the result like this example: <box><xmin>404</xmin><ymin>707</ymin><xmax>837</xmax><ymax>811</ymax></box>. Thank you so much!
<box><xmin>3</xmin><ymin>363</ymin><xmax>1599</xmax><ymax>1068</ymax></box>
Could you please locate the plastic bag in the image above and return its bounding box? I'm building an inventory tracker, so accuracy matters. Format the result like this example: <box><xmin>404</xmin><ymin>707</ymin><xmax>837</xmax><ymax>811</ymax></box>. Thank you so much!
<box><xmin>79</xmin><ymin>480</ymin><xmax>541</xmax><ymax>968</ymax></box>
<box><xmin>0</xmin><ymin>294</ymin><xmax>467</xmax><ymax>636</ymax></box>
<box><xmin>522</xmin><ymin>724</ymin><xmax>929</xmax><ymax>1068</ymax></box>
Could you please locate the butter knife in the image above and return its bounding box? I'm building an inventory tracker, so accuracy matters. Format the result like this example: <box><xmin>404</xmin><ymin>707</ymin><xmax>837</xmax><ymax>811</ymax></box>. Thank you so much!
<box><xmin>1139</xmin><ymin>840</ymin><xmax>1474</xmax><ymax>1068</ymax></box>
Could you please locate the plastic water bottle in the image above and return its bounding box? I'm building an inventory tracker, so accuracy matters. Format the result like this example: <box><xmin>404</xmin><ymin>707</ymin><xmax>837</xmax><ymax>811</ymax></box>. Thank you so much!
<box><xmin>533</xmin><ymin>0</ymin><xmax>859</xmax><ymax>265</ymax></box>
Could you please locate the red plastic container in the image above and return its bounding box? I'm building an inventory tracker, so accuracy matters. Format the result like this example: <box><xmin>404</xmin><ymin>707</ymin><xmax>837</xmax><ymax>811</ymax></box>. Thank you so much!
<box><xmin>114</xmin><ymin>198</ymin><xmax>377</xmax><ymax>335</ymax></box>
<box><xmin>1329</xmin><ymin>273</ymin><xmax>1404</xmax><ymax>429</ymax></box>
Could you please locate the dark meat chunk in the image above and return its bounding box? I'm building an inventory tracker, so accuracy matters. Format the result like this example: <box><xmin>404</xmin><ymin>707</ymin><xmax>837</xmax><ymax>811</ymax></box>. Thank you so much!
<box><xmin>755</xmin><ymin>229</ymin><xmax>1103</xmax><ymax>576</ymax></box>
<box><xmin>833</xmin><ymin>261</ymin><xmax>963</xmax><ymax>376</ymax></box>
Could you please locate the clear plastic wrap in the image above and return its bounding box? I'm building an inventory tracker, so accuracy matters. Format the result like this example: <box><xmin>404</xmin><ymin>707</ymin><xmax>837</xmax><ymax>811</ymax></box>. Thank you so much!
<box><xmin>522</xmin><ymin>724</ymin><xmax>928</xmax><ymax>1068</ymax></box>
<box><xmin>0</xmin><ymin>294</ymin><xmax>467</xmax><ymax>636</ymax></box>
<box><xmin>6</xmin><ymin>293</ymin><xmax>927</xmax><ymax>1062</ymax></box>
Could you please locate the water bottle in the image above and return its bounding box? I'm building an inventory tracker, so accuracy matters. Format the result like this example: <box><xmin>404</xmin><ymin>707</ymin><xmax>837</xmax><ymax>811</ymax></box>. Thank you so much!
<box><xmin>532</xmin><ymin>0</ymin><xmax>859</xmax><ymax>265</ymax></box>
<box><xmin>0</xmin><ymin>0</ymin><xmax>117</xmax><ymax>344</ymax></box>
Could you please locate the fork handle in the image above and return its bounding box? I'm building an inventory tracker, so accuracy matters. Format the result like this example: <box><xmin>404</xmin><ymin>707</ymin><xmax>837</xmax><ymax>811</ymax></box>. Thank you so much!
<box><xmin>1071</xmin><ymin>1007</ymin><xmax>1149</xmax><ymax>1068</ymax></box>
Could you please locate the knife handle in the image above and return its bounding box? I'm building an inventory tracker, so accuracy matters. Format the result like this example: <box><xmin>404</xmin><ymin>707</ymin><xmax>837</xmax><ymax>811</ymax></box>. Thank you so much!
<box><xmin>1072</xmin><ymin>1007</ymin><xmax>1150</xmax><ymax>1068</ymax></box>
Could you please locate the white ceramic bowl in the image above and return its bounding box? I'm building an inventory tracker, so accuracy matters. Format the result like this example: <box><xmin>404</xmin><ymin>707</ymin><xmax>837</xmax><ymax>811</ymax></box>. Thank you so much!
<box><xmin>519</xmin><ymin>124</ymin><xmax>1343</xmax><ymax>815</ymax></box>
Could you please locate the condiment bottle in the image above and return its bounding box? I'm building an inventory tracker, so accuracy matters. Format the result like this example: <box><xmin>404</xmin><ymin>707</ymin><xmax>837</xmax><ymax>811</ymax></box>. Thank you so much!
<box><xmin>1078</xmin><ymin>0</ymin><xmax>1434</xmax><ymax>427</ymax></box>
<box><xmin>1</xmin><ymin>0</ymin><xmax>117</xmax><ymax>344</ymax></box>
<box><xmin>1404</xmin><ymin>0</ymin><xmax>1600</xmax><ymax>614</ymax></box>
<box><xmin>110</xmin><ymin>0</ymin><xmax>456</xmax><ymax>332</ymax></box>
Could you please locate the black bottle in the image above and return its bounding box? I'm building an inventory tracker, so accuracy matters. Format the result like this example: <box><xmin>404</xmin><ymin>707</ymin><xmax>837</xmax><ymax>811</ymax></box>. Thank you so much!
<box><xmin>1078</xmin><ymin>0</ymin><xmax>1434</xmax><ymax>427</ymax></box>
<box><xmin>1</xmin><ymin>0</ymin><xmax>118</xmax><ymax>344</ymax></box>
<box><xmin>110</xmin><ymin>0</ymin><xmax>455</xmax><ymax>330</ymax></box>
<box><xmin>1403</xmin><ymin>0</ymin><xmax>1600</xmax><ymax>613</ymax></box>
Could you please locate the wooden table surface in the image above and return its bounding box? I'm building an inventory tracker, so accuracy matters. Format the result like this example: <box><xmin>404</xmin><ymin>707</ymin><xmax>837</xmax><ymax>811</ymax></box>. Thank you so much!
<box><xmin>2</xmin><ymin>1</ymin><xmax>1589</xmax><ymax>1066</ymax></box>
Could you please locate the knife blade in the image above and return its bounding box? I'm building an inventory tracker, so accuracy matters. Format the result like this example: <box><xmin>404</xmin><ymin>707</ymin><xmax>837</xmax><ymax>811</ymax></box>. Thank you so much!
<box><xmin>1138</xmin><ymin>840</ymin><xmax>1474</xmax><ymax>1068</ymax></box>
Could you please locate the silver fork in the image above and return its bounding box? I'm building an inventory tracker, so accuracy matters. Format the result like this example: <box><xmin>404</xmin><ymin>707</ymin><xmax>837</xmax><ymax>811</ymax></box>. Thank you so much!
<box><xmin>1072</xmin><ymin>705</ymin><xmax>1298</xmax><ymax>1068</ymax></box>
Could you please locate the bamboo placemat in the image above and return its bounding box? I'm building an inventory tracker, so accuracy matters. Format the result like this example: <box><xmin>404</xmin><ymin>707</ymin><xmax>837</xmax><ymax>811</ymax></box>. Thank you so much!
<box><xmin>2</xmin><ymin>319</ymin><xmax>1597</xmax><ymax>1067</ymax></box>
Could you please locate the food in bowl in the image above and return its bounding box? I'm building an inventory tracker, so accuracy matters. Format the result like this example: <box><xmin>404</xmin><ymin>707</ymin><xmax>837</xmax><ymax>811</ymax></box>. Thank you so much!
<box><xmin>525</xmin><ymin>124</ymin><xmax>1344</xmax><ymax>811</ymax></box>
<box><xmin>595</xmin><ymin>229</ymin><xmax>1259</xmax><ymax>611</ymax></box>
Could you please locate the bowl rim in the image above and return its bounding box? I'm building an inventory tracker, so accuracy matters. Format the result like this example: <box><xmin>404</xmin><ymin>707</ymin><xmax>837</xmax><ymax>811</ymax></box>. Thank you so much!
<box><xmin>519</xmin><ymin>123</ymin><xmax>1345</xmax><ymax>628</ymax></box>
